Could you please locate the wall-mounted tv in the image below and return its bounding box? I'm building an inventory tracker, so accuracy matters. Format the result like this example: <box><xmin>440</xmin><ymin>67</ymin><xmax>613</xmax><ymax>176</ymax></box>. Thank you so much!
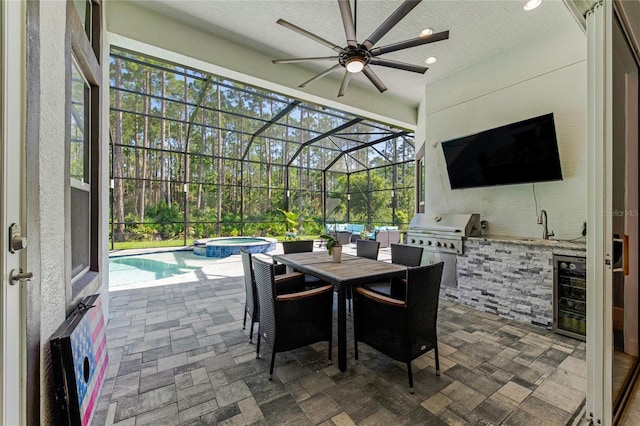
<box><xmin>441</xmin><ymin>113</ymin><xmax>563</xmax><ymax>190</ymax></box>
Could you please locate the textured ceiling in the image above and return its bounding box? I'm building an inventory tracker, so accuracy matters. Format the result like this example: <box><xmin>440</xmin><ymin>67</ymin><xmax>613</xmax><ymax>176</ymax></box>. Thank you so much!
<box><xmin>135</xmin><ymin>0</ymin><xmax>577</xmax><ymax>105</ymax></box>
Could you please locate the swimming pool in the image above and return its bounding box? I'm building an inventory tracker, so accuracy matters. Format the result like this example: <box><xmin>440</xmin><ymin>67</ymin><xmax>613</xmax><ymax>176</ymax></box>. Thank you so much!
<box><xmin>109</xmin><ymin>250</ymin><xmax>216</xmax><ymax>288</ymax></box>
<box><xmin>193</xmin><ymin>236</ymin><xmax>276</xmax><ymax>258</ymax></box>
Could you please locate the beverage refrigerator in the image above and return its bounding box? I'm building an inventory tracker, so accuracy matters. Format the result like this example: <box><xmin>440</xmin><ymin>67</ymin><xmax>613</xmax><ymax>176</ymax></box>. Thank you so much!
<box><xmin>553</xmin><ymin>255</ymin><xmax>587</xmax><ymax>341</ymax></box>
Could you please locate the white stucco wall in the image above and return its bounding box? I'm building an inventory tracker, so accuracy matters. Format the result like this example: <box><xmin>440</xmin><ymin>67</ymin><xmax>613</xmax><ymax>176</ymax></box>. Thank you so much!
<box><xmin>419</xmin><ymin>23</ymin><xmax>587</xmax><ymax>240</ymax></box>
<box><xmin>32</xmin><ymin>3</ymin><xmax>68</xmax><ymax>423</ymax></box>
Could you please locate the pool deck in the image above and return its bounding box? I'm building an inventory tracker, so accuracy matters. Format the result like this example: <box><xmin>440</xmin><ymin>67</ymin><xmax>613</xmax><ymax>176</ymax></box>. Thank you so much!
<box><xmin>94</xmin><ymin>240</ymin><xmax>587</xmax><ymax>425</ymax></box>
<box><xmin>108</xmin><ymin>241</ymin><xmax>354</xmax><ymax>292</ymax></box>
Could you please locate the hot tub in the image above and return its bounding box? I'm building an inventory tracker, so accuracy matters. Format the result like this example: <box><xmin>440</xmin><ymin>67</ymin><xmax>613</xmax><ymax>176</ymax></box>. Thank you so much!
<box><xmin>193</xmin><ymin>237</ymin><xmax>277</xmax><ymax>258</ymax></box>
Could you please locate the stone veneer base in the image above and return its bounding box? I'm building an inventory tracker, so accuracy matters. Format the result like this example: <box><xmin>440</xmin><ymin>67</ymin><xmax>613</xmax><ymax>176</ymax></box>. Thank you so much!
<box><xmin>442</xmin><ymin>237</ymin><xmax>586</xmax><ymax>328</ymax></box>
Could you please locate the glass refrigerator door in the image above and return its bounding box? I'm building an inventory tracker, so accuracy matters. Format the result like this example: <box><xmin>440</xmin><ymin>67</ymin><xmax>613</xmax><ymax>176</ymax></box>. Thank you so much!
<box><xmin>554</xmin><ymin>256</ymin><xmax>587</xmax><ymax>340</ymax></box>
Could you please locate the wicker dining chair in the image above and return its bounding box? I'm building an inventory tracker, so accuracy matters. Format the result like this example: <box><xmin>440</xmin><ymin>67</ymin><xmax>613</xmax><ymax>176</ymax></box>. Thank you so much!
<box><xmin>353</xmin><ymin>262</ymin><xmax>444</xmax><ymax>393</ymax></box>
<box><xmin>390</xmin><ymin>244</ymin><xmax>424</xmax><ymax>267</ymax></box>
<box><xmin>281</xmin><ymin>239</ymin><xmax>315</xmax><ymax>254</ymax></box>
<box><xmin>344</xmin><ymin>239</ymin><xmax>383</xmax><ymax>313</ymax></box>
<box><xmin>281</xmin><ymin>239</ymin><xmax>324</xmax><ymax>287</ymax></box>
<box><xmin>241</xmin><ymin>250</ymin><xmax>306</xmax><ymax>343</ymax></box>
<box><xmin>389</xmin><ymin>244</ymin><xmax>425</xmax><ymax>299</ymax></box>
<box><xmin>364</xmin><ymin>244</ymin><xmax>424</xmax><ymax>299</ymax></box>
<box><xmin>253</xmin><ymin>257</ymin><xmax>334</xmax><ymax>380</ymax></box>
<box><xmin>356</xmin><ymin>239</ymin><xmax>380</xmax><ymax>260</ymax></box>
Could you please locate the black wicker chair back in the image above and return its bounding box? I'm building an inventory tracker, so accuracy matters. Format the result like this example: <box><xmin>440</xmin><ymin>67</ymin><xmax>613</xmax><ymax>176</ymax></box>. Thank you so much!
<box><xmin>353</xmin><ymin>262</ymin><xmax>444</xmax><ymax>393</ymax></box>
<box><xmin>362</xmin><ymin>242</ymin><xmax>420</xmax><ymax>298</ymax></box>
<box><xmin>356</xmin><ymin>239</ymin><xmax>380</xmax><ymax>260</ymax></box>
<box><xmin>390</xmin><ymin>244</ymin><xmax>424</xmax><ymax>267</ymax></box>
<box><xmin>282</xmin><ymin>239</ymin><xmax>314</xmax><ymax>254</ymax></box>
<box><xmin>241</xmin><ymin>250</ymin><xmax>305</xmax><ymax>342</ymax></box>
<box><xmin>240</xmin><ymin>250</ymin><xmax>259</xmax><ymax>342</ymax></box>
<box><xmin>253</xmin><ymin>257</ymin><xmax>334</xmax><ymax>380</ymax></box>
<box><xmin>281</xmin><ymin>239</ymin><xmax>324</xmax><ymax>287</ymax></box>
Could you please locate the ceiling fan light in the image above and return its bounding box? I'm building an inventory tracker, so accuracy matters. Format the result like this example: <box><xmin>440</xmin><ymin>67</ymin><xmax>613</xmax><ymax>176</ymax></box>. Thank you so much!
<box><xmin>524</xmin><ymin>0</ymin><xmax>542</xmax><ymax>11</ymax></box>
<box><xmin>346</xmin><ymin>58</ymin><xmax>365</xmax><ymax>73</ymax></box>
<box><xmin>425</xmin><ymin>56</ymin><xmax>437</xmax><ymax>64</ymax></box>
<box><xmin>420</xmin><ymin>28</ymin><xmax>434</xmax><ymax>37</ymax></box>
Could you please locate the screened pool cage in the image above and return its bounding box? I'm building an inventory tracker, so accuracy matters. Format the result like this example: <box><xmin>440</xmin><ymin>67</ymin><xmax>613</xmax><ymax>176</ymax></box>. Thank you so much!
<box><xmin>109</xmin><ymin>48</ymin><xmax>415</xmax><ymax>248</ymax></box>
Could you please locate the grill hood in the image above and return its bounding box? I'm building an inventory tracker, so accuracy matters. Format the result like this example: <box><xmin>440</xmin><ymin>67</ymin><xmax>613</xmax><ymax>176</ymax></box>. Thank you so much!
<box><xmin>409</xmin><ymin>213</ymin><xmax>481</xmax><ymax>237</ymax></box>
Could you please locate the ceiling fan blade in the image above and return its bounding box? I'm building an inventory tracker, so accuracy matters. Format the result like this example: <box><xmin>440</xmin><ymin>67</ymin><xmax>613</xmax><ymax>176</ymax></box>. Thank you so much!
<box><xmin>277</xmin><ymin>19</ymin><xmax>343</xmax><ymax>53</ymax></box>
<box><xmin>370</xmin><ymin>30</ymin><xmax>449</xmax><ymax>56</ymax></box>
<box><xmin>362</xmin><ymin>0</ymin><xmax>422</xmax><ymax>50</ymax></box>
<box><xmin>369</xmin><ymin>58</ymin><xmax>427</xmax><ymax>73</ymax></box>
<box><xmin>362</xmin><ymin>66</ymin><xmax>387</xmax><ymax>93</ymax></box>
<box><xmin>299</xmin><ymin>64</ymin><xmax>342</xmax><ymax>88</ymax></box>
<box><xmin>338</xmin><ymin>0</ymin><xmax>357</xmax><ymax>47</ymax></box>
<box><xmin>338</xmin><ymin>71</ymin><xmax>351</xmax><ymax>97</ymax></box>
<box><xmin>273</xmin><ymin>56</ymin><xmax>339</xmax><ymax>64</ymax></box>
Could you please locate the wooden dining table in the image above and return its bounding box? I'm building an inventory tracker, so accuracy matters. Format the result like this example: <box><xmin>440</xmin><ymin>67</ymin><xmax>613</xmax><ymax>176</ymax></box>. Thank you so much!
<box><xmin>272</xmin><ymin>251</ymin><xmax>408</xmax><ymax>372</ymax></box>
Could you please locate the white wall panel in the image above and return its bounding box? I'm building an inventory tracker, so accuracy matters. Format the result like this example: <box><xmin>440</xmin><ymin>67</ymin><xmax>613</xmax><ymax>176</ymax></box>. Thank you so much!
<box><xmin>421</xmin><ymin>23</ymin><xmax>587</xmax><ymax>240</ymax></box>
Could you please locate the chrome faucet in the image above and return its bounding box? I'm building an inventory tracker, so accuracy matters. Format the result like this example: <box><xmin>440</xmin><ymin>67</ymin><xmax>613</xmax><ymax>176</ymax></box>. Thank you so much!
<box><xmin>537</xmin><ymin>209</ymin><xmax>554</xmax><ymax>240</ymax></box>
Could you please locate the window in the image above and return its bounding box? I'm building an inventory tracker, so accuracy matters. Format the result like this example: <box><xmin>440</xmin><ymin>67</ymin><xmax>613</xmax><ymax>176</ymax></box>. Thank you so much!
<box><xmin>72</xmin><ymin>0</ymin><xmax>92</xmax><ymax>41</ymax></box>
<box><xmin>70</xmin><ymin>57</ymin><xmax>91</xmax><ymax>279</ymax></box>
<box><xmin>67</xmin><ymin>0</ymin><xmax>101</xmax><ymax>295</ymax></box>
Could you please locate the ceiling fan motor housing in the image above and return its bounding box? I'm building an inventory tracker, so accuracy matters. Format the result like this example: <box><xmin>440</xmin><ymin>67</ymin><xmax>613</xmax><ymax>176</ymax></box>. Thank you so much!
<box><xmin>339</xmin><ymin>47</ymin><xmax>371</xmax><ymax>70</ymax></box>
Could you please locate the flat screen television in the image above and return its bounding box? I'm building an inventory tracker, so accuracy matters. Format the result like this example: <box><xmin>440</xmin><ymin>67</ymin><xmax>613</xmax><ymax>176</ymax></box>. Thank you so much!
<box><xmin>441</xmin><ymin>113</ymin><xmax>562</xmax><ymax>190</ymax></box>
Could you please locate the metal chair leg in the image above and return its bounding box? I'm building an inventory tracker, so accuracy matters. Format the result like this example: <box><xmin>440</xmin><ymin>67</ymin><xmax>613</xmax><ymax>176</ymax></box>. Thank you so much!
<box><xmin>256</xmin><ymin>334</ymin><xmax>261</xmax><ymax>359</ymax></box>
<box><xmin>249</xmin><ymin>320</ymin><xmax>255</xmax><ymax>343</ymax></box>
<box><xmin>269</xmin><ymin>351</ymin><xmax>276</xmax><ymax>380</ymax></box>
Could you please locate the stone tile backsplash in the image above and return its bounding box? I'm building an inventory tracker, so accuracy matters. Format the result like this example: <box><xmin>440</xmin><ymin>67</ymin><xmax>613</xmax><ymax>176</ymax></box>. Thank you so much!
<box><xmin>442</xmin><ymin>238</ymin><xmax>586</xmax><ymax>329</ymax></box>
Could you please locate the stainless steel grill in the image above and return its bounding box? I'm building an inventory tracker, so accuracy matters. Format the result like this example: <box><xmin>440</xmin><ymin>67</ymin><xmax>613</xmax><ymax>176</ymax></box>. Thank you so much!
<box><xmin>407</xmin><ymin>213</ymin><xmax>481</xmax><ymax>254</ymax></box>
<box><xmin>407</xmin><ymin>213</ymin><xmax>481</xmax><ymax>287</ymax></box>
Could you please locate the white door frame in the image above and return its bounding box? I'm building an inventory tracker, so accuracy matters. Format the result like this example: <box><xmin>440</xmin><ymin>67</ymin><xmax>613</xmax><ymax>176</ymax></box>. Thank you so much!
<box><xmin>1</xmin><ymin>1</ymin><xmax>26</xmax><ymax>425</ymax></box>
<box><xmin>585</xmin><ymin>1</ymin><xmax>640</xmax><ymax>424</ymax></box>
<box><xmin>585</xmin><ymin>4</ymin><xmax>613</xmax><ymax>424</ymax></box>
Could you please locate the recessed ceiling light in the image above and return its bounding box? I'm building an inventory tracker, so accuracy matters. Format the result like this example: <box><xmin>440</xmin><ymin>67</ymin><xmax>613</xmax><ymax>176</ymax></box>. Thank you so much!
<box><xmin>425</xmin><ymin>56</ymin><xmax>437</xmax><ymax>64</ymax></box>
<box><xmin>420</xmin><ymin>28</ymin><xmax>434</xmax><ymax>37</ymax></box>
<box><xmin>524</xmin><ymin>0</ymin><xmax>542</xmax><ymax>11</ymax></box>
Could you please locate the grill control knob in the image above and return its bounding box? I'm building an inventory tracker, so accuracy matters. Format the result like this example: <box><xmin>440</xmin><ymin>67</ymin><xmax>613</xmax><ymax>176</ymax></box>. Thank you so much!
<box><xmin>436</xmin><ymin>242</ymin><xmax>441</xmax><ymax>247</ymax></box>
<box><xmin>419</xmin><ymin>240</ymin><xmax>424</xmax><ymax>245</ymax></box>
<box><xmin>426</xmin><ymin>240</ymin><xmax>431</xmax><ymax>246</ymax></box>
<box><xmin>411</xmin><ymin>239</ymin><xmax>415</xmax><ymax>244</ymax></box>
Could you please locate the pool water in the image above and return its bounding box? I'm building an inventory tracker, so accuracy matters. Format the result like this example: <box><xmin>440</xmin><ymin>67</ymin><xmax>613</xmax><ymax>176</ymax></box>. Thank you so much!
<box><xmin>109</xmin><ymin>250</ymin><xmax>217</xmax><ymax>287</ymax></box>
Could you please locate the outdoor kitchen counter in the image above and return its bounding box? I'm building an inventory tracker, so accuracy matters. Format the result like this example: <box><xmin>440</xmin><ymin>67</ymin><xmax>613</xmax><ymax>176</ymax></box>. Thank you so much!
<box><xmin>442</xmin><ymin>235</ymin><xmax>586</xmax><ymax>328</ymax></box>
<box><xmin>468</xmin><ymin>235</ymin><xmax>586</xmax><ymax>251</ymax></box>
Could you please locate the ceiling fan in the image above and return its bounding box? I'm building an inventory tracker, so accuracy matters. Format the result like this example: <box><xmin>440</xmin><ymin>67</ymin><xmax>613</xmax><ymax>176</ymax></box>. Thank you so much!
<box><xmin>272</xmin><ymin>0</ymin><xmax>449</xmax><ymax>97</ymax></box>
